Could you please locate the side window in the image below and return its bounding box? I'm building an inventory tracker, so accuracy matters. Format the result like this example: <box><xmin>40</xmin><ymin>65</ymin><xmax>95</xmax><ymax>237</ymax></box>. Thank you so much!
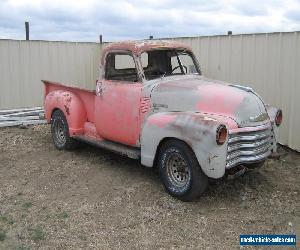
<box><xmin>105</xmin><ymin>53</ymin><xmax>138</xmax><ymax>82</ymax></box>
<box><xmin>140</xmin><ymin>52</ymin><xmax>149</xmax><ymax>68</ymax></box>
<box><xmin>115</xmin><ymin>54</ymin><xmax>136</xmax><ymax>69</ymax></box>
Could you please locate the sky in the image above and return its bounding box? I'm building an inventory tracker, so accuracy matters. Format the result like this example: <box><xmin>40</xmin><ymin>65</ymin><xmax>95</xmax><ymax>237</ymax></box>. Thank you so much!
<box><xmin>0</xmin><ymin>0</ymin><xmax>300</xmax><ymax>42</ymax></box>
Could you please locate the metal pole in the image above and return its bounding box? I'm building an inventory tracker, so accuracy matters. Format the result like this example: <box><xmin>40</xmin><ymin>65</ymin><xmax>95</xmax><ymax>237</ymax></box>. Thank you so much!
<box><xmin>99</xmin><ymin>35</ymin><xmax>103</xmax><ymax>44</ymax></box>
<box><xmin>149</xmin><ymin>35</ymin><xmax>153</xmax><ymax>40</ymax></box>
<box><xmin>25</xmin><ymin>21</ymin><xmax>29</xmax><ymax>40</ymax></box>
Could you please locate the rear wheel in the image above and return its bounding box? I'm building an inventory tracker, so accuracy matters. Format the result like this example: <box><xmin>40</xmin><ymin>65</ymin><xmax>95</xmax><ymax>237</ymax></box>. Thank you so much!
<box><xmin>158</xmin><ymin>139</ymin><xmax>208</xmax><ymax>201</ymax></box>
<box><xmin>51</xmin><ymin>109</ymin><xmax>78</xmax><ymax>150</ymax></box>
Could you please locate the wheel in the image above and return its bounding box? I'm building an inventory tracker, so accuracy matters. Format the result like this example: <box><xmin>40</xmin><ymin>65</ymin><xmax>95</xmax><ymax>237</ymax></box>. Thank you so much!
<box><xmin>245</xmin><ymin>160</ymin><xmax>265</xmax><ymax>169</ymax></box>
<box><xmin>51</xmin><ymin>109</ymin><xmax>78</xmax><ymax>150</ymax></box>
<box><xmin>158</xmin><ymin>139</ymin><xmax>208</xmax><ymax>201</ymax></box>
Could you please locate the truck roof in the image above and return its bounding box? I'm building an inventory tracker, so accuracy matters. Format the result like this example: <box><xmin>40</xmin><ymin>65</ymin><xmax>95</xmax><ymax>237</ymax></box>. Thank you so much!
<box><xmin>102</xmin><ymin>40</ymin><xmax>192</xmax><ymax>55</ymax></box>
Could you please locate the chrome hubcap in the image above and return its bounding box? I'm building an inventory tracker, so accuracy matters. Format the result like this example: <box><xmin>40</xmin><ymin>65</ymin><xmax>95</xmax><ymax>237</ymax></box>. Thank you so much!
<box><xmin>166</xmin><ymin>153</ymin><xmax>190</xmax><ymax>188</ymax></box>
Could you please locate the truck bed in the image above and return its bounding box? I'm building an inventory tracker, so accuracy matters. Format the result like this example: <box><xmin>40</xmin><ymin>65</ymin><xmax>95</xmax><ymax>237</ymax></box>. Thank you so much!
<box><xmin>43</xmin><ymin>80</ymin><xmax>96</xmax><ymax>123</ymax></box>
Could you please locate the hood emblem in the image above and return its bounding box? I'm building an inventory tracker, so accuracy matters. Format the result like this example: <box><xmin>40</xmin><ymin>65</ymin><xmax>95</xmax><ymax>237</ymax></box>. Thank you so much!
<box><xmin>153</xmin><ymin>103</ymin><xmax>168</xmax><ymax>109</ymax></box>
<box><xmin>249</xmin><ymin>113</ymin><xmax>268</xmax><ymax>122</ymax></box>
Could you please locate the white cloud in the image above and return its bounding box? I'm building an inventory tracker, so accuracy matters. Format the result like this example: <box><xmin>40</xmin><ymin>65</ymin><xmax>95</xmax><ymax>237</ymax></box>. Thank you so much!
<box><xmin>0</xmin><ymin>0</ymin><xmax>299</xmax><ymax>42</ymax></box>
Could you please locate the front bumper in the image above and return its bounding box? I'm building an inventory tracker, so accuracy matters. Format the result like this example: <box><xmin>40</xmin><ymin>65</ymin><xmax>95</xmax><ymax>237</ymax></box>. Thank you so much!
<box><xmin>226</xmin><ymin>123</ymin><xmax>274</xmax><ymax>169</ymax></box>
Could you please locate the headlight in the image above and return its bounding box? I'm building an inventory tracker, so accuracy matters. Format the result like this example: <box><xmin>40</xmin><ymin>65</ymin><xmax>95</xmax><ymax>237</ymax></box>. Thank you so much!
<box><xmin>216</xmin><ymin>125</ymin><xmax>227</xmax><ymax>145</ymax></box>
<box><xmin>275</xmin><ymin>109</ymin><xmax>282</xmax><ymax>126</ymax></box>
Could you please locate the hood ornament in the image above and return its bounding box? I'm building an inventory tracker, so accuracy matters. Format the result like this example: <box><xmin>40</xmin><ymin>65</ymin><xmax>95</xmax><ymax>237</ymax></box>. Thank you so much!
<box><xmin>228</xmin><ymin>84</ymin><xmax>253</xmax><ymax>92</ymax></box>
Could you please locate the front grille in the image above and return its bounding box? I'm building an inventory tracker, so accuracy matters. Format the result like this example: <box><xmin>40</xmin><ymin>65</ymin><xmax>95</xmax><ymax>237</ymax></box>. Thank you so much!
<box><xmin>226</xmin><ymin>125</ymin><xmax>273</xmax><ymax>169</ymax></box>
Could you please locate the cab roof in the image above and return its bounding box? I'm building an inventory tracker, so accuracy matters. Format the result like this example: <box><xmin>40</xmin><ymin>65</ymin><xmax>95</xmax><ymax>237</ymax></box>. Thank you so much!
<box><xmin>102</xmin><ymin>40</ymin><xmax>192</xmax><ymax>55</ymax></box>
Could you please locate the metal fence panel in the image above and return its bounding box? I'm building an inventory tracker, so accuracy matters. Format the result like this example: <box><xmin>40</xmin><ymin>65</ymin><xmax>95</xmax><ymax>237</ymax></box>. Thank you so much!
<box><xmin>0</xmin><ymin>40</ymin><xmax>102</xmax><ymax>109</ymax></box>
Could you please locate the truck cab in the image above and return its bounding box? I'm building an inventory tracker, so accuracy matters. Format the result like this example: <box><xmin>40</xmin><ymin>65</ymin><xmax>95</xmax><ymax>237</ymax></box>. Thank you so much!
<box><xmin>43</xmin><ymin>40</ymin><xmax>283</xmax><ymax>201</ymax></box>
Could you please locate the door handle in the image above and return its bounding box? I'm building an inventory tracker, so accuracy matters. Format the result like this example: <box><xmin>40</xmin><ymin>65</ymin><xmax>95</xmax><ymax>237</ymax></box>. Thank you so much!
<box><xmin>96</xmin><ymin>81</ymin><xmax>103</xmax><ymax>96</ymax></box>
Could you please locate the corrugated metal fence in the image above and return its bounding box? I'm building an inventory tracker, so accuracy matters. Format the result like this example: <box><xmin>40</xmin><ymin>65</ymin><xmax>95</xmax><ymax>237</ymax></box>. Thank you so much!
<box><xmin>0</xmin><ymin>40</ymin><xmax>102</xmax><ymax>109</ymax></box>
<box><xmin>0</xmin><ymin>32</ymin><xmax>299</xmax><ymax>150</ymax></box>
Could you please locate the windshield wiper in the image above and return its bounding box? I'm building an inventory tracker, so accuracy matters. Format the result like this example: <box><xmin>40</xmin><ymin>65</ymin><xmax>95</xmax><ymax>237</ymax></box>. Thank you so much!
<box><xmin>160</xmin><ymin>72</ymin><xmax>166</xmax><ymax>80</ymax></box>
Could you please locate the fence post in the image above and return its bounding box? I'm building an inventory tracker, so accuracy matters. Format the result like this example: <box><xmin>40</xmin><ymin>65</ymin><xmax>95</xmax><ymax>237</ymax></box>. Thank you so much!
<box><xmin>25</xmin><ymin>21</ymin><xmax>29</xmax><ymax>40</ymax></box>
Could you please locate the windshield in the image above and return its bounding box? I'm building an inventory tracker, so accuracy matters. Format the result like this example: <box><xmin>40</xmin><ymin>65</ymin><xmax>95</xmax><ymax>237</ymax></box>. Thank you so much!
<box><xmin>140</xmin><ymin>49</ymin><xmax>201</xmax><ymax>80</ymax></box>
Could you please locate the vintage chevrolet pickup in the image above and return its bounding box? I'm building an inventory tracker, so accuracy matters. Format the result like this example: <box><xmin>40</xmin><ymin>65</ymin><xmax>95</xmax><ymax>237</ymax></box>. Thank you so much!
<box><xmin>43</xmin><ymin>40</ymin><xmax>282</xmax><ymax>201</ymax></box>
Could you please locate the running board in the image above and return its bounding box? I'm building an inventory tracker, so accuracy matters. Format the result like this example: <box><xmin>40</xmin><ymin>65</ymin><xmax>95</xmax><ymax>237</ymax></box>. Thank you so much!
<box><xmin>75</xmin><ymin>135</ymin><xmax>141</xmax><ymax>160</ymax></box>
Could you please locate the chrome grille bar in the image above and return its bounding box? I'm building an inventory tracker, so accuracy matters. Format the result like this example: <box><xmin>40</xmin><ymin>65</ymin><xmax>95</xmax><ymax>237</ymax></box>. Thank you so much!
<box><xmin>226</xmin><ymin>125</ymin><xmax>273</xmax><ymax>169</ymax></box>
<box><xmin>228</xmin><ymin>136</ymin><xmax>272</xmax><ymax>153</ymax></box>
<box><xmin>227</xmin><ymin>143</ymin><xmax>270</xmax><ymax>161</ymax></box>
<box><xmin>228</xmin><ymin>129</ymin><xmax>272</xmax><ymax>143</ymax></box>
<box><xmin>226</xmin><ymin>150</ymin><xmax>271</xmax><ymax>169</ymax></box>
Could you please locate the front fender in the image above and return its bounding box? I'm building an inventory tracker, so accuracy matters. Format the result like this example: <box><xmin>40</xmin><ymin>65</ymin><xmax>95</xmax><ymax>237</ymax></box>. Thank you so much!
<box><xmin>265</xmin><ymin>105</ymin><xmax>282</xmax><ymax>152</ymax></box>
<box><xmin>141</xmin><ymin>112</ymin><xmax>229</xmax><ymax>178</ymax></box>
<box><xmin>44</xmin><ymin>90</ymin><xmax>87</xmax><ymax>136</ymax></box>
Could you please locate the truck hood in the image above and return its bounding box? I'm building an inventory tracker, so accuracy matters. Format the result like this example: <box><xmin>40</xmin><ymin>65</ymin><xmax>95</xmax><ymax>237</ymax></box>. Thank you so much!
<box><xmin>148</xmin><ymin>75</ymin><xmax>268</xmax><ymax>128</ymax></box>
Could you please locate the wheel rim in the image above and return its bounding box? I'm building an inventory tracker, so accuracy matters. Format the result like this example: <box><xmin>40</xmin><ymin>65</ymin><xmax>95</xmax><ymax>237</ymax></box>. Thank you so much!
<box><xmin>166</xmin><ymin>152</ymin><xmax>190</xmax><ymax>188</ymax></box>
<box><xmin>53</xmin><ymin>119</ymin><xmax>66</xmax><ymax>145</ymax></box>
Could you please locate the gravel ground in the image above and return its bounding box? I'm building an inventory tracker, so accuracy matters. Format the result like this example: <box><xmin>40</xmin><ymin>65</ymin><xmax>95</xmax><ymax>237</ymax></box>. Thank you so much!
<box><xmin>0</xmin><ymin>125</ymin><xmax>299</xmax><ymax>250</ymax></box>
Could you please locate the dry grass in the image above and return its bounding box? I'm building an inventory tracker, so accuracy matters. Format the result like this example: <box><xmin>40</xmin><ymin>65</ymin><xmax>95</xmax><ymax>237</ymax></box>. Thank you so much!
<box><xmin>0</xmin><ymin>125</ymin><xmax>299</xmax><ymax>249</ymax></box>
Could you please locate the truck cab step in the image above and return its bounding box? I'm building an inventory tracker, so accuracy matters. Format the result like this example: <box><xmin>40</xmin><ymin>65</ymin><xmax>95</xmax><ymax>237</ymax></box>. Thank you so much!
<box><xmin>75</xmin><ymin>135</ymin><xmax>141</xmax><ymax>159</ymax></box>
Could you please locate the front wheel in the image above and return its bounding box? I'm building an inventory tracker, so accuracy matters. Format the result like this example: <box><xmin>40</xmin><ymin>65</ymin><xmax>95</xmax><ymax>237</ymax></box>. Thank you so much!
<box><xmin>158</xmin><ymin>139</ymin><xmax>208</xmax><ymax>201</ymax></box>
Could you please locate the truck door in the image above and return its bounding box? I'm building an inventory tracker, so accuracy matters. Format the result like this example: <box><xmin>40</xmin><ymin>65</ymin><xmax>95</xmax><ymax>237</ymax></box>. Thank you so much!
<box><xmin>95</xmin><ymin>52</ymin><xmax>142</xmax><ymax>147</ymax></box>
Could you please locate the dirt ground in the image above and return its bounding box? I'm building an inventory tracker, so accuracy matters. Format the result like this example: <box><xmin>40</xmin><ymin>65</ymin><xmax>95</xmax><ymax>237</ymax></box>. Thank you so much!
<box><xmin>0</xmin><ymin>125</ymin><xmax>299</xmax><ymax>250</ymax></box>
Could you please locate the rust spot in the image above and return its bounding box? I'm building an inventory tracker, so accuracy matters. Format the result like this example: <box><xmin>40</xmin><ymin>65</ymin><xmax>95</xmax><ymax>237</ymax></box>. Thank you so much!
<box><xmin>101</xmin><ymin>40</ymin><xmax>193</xmax><ymax>65</ymax></box>
<box><xmin>64</xmin><ymin>105</ymin><xmax>70</xmax><ymax>115</ymax></box>
<box><xmin>208</xmin><ymin>155</ymin><xmax>218</xmax><ymax>164</ymax></box>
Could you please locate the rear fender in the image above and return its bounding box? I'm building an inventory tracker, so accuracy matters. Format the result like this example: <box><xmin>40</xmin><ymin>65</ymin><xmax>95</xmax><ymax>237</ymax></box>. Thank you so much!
<box><xmin>44</xmin><ymin>90</ymin><xmax>87</xmax><ymax>136</ymax></box>
<box><xmin>141</xmin><ymin>112</ymin><xmax>228</xmax><ymax>178</ymax></box>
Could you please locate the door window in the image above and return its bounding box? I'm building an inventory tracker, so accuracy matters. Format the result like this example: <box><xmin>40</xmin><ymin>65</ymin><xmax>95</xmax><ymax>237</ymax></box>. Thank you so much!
<box><xmin>105</xmin><ymin>53</ymin><xmax>138</xmax><ymax>82</ymax></box>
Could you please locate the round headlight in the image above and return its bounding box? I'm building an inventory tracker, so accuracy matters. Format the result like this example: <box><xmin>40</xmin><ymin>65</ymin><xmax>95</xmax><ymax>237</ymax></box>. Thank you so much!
<box><xmin>275</xmin><ymin>109</ymin><xmax>282</xmax><ymax>126</ymax></box>
<box><xmin>216</xmin><ymin>125</ymin><xmax>227</xmax><ymax>145</ymax></box>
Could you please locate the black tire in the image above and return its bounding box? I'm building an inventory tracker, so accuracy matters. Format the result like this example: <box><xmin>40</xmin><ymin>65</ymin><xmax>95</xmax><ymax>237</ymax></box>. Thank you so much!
<box><xmin>245</xmin><ymin>160</ymin><xmax>265</xmax><ymax>169</ymax></box>
<box><xmin>51</xmin><ymin>109</ymin><xmax>78</xmax><ymax>150</ymax></box>
<box><xmin>158</xmin><ymin>139</ymin><xmax>208</xmax><ymax>201</ymax></box>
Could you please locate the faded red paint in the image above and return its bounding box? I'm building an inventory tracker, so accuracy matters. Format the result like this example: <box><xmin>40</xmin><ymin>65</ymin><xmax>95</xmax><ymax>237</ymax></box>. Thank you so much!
<box><xmin>94</xmin><ymin>81</ymin><xmax>142</xmax><ymax>146</ymax></box>
<box><xmin>147</xmin><ymin>113</ymin><xmax>177</xmax><ymax>128</ymax></box>
<box><xmin>196</xmin><ymin>84</ymin><xmax>244</xmax><ymax>116</ymax></box>
<box><xmin>84</xmin><ymin>122</ymin><xmax>103</xmax><ymax>140</ymax></box>
<box><xmin>43</xmin><ymin>81</ymin><xmax>93</xmax><ymax>136</ymax></box>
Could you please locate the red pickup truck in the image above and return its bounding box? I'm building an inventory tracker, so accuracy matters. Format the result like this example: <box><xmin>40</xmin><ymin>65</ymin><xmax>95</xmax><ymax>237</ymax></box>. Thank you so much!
<box><xmin>43</xmin><ymin>40</ymin><xmax>282</xmax><ymax>201</ymax></box>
